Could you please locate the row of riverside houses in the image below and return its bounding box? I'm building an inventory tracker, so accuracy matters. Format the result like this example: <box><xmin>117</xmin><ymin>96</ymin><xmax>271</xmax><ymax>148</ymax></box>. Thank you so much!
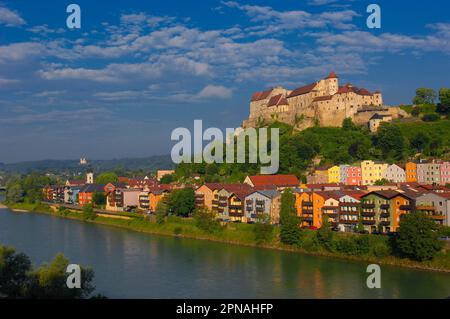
<box><xmin>42</xmin><ymin>172</ymin><xmax>450</xmax><ymax>233</ymax></box>
<box><xmin>196</xmin><ymin>176</ymin><xmax>450</xmax><ymax>232</ymax></box>
<box><xmin>42</xmin><ymin>171</ymin><xmax>175</xmax><ymax>213</ymax></box>
<box><xmin>195</xmin><ymin>175</ymin><xmax>300</xmax><ymax>224</ymax></box>
<box><xmin>307</xmin><ymin>159</ymin><xmax>450</xmax><ymax>186</ymax></box>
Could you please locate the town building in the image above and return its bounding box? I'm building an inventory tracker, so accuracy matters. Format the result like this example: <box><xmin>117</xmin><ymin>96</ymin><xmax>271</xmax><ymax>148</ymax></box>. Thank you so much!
<box><xmin>383</xmin><ymin>164</ymin><xmax>406</xmax><ymax>183</ymax></box>
<box><xmin>415</xmin><ymin>192</ymin><xmax>449</xmax><ymax>226</ymax></box>
<box><xmin>360</xmin><ymin>191</ymin><xmax>413</xmax><ymax>233</ymax></box>
<box><xmin>78</xmin><ymin>184</ymin><xmax>105</xmax><ymax>206</ymax></box>
<box><xmin>328</xmin><ymin>166</ymin><xmax>341</xmax><ymax>183</ymax></box>
<box><xmin>405</xmin><ymin>162</ymin><xmax>418</xmax><ymax>182</ymax></box>
<box><xmin>361</xmin><ymin>160</ymin><xmax>388</xmax><ymax>185</ymax></box>
<box><xmin>440</xmin><ymin>162</ymin><xmax>450</xmax><ymax>185</ymax></box>
<box><xmin>417</xmin><ymin>160</ymin><xmax>442</xmax><ymax>185</ymax></box>
<box><xmin>346</xmin><ymin>166</ymin><xmax>362</xmax><ymax>186</ymax></box>
<box><xmin>156</xmin><ymin>170</ymin><xmax>175</xmax><ymax>181</ymax></box>
<box><xmin>245</xmin><ymin>190</ymin><xmax>281</xmax><ymax>224</ymax></box>
<box><xmin>195</xmin><ymin>183</ymin><xmax>222</xmax><ymax>210</ymax></box>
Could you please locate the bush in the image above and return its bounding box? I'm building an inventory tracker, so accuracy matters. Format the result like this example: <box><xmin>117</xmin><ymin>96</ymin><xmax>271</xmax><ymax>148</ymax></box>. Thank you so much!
<box><xmin>193</xmin><ymin>208</ymin><xmax>222</xmax><ymax>234</ymax></box>
<box><xmin>253</xmin><ymin>223</ymin><xmax>274</xmax><ymax>244</ymax></box>
<box><xmin>422</xmin><ymin>113</ymin><xmax>440</xmax><ymax>122</ymax></box>
<box><xmin>316</xmin><ymin>216</ymin><xmax>334</xmax><ymax>251</ymax></box>
<box><xmin>173</xmin><ymin>227</ymin><xmax>183</xmax><ymax>235</ymax></box>
<box><xmin>82</xmin><ymin>204</ymin><xmax>96</xmax><ymax>221</ymax></box>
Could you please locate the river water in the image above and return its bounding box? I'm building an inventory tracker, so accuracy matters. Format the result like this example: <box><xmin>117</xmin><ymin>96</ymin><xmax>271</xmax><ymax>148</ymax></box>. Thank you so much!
<box><xmin>0</xmin><ymin>203</ymin><xmax>449</xmax><ymax>299</ymax></box>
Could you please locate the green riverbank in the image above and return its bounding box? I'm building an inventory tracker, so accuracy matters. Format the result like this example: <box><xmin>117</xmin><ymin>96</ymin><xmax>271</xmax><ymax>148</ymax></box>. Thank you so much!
<box><xmin>3</xmin><ymin>201</ymin><xmax>450</xmax><ymax>273</ymax></box>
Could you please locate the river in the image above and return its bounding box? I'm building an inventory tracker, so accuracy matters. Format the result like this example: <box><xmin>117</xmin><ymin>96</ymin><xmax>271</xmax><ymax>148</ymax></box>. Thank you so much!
<box><xmin>0</xmin><ymin>203</ymin><xmax>449</xmax><ymax>298</ymax></box>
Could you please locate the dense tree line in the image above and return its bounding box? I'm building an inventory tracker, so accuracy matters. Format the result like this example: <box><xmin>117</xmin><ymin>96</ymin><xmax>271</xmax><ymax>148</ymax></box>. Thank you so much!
<box><xmin>0</xmin><ymin>245</ymin><xmax>99</xmax><ymax>299</ymax></box>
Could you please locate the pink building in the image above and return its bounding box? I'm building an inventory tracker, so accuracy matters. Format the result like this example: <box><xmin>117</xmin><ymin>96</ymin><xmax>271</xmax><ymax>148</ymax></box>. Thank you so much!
<box><xmin>346</xmin><ymin>166</ymin><xmax>362</xmax><ymax>186</ymax></box>
<box><xmin>440</xmin><ymin>162</ymin><xmax>450</xmax><ymax>185</ymax></box>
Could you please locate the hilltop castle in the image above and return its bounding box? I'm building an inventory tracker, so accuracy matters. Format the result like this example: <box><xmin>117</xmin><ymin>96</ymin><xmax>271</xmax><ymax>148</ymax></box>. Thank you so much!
<box><xmin>243</xmin><ymin>71</ymin><xmax>407</xmax><ymax>131</ymax></box>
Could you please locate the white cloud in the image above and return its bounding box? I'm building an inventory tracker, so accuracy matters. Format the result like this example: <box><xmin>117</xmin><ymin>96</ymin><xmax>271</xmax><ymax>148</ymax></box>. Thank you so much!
<box><xmin>0</xmin><ymin>78</ymin><xmax>19</xmax><ymax>85</ymax></box>
<box><xmin>0</xmin><ymin>5</ymin><xmax>25</xmax><ymax>26</ymax></box>
<box><xmin>197</xmin><ymin>85</ymin><xmax>232</xmax><ymax>99</ymax></box>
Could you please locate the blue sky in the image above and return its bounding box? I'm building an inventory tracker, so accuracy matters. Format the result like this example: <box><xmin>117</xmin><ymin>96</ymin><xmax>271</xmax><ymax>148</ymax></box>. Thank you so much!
<box><xmin>0</xmin><ymin>0</ymin><xmax>449</xmax><ymax>163</ymax></box>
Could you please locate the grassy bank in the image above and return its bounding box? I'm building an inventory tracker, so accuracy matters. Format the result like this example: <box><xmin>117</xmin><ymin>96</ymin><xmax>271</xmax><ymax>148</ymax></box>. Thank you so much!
<box><xmin>3</xmin><ymin>201</ymin><xmax>450</xmax><ymax>273</ymax></box>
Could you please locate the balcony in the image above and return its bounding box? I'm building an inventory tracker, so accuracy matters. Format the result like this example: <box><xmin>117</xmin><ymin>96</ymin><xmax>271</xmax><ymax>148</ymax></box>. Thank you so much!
<box><xmin>380</xmin><ymin>211</ymin><xmax>390</xmax><ymax>218</ymax></box>
<box><xmin>361</xmin><ymin>211</ymin><xmax>376</xmax><ymax>217</ymax></box>
<box><xmin>379</xmin><ymin>220</ymin><xmax>390</xmax><ymax>226</ymax></box>
<box><xmin>380</xmin><ymin>204</ymin><xmax>390</xmax><ymax>209</ymax></box>
<box><xmin>362</xmin><ymin>203</ymin><xmax>375</xmax><ymax>209</ymax></box>
<box><xmin>416</xmin><ymin>205</ymin><xmax>436</xmax><ymax>211</ymax></box>
<box><xmin>229</xmin><ymin>212</ymin><xmax>244</xmax><ymax>217</ymax></box>
<box><xmin>218</xmin><ymin>202</ymin><xmax>227</xmax><ymax>207</ymax></box>
<box><xmin>303</xmin><ymin>201</ymin><xmax>313</xmax><ymax>206</ymax></box>
<box><xmin>229</xmin><ymin>205</ymin><xmax>242</xmax><ymax>210</ymax></box>
<box><xmin>339</xmin><ymin>219</ymin><xmax>358</xmax><ymax>224</ymax></box>
<box><xmin>400</xmin><ymin>205</ymin><xmax>412</xmax><ymax>211</ymax></box>
<box><xmin>362</xmin><ymin>219</ymin><xmax>376</xmax><ymax>225</ymax></box>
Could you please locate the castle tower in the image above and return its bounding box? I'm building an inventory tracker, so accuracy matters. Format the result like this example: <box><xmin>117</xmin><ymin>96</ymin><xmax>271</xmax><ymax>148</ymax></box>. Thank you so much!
<box><xmin>86</xmin><ymin>172</ymin><xmax>94</xmax><ymax>184</ymax></box>
<box><xmin>325</xmin><ymin>71</ymin><xmax>339</xmax><ymax>95</ymax></box>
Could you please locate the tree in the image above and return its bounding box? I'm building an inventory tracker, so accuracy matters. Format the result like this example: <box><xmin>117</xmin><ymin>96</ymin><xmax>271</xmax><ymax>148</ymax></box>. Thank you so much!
<box><xmin>374</xmin><ymin>178</ymin><xmax>390</xmax><ymax>186</ymax></box>
<box><xmin>279</xmin><ymin>189</ymin><xmax>301</xmax><ymax>245</ymax></box>
<box><xmin>166</xmin><ymin>188</ymin><xmax>195</xmax><ymax>217</ymax></box>
<box><xmin>437</xmin><ymin>88</ymin><xmax>450</xmax><ymax>115</ymax></box>
<box><xmin>5</xmin><ymin>183</ymin><xmax>24</xmax><ymax>203</ymax></box>
<box><xmin>0</xmin><ymin>246</ymin><xmax>32</xmax><ymax>298</ymax></box>
<box><xmin>342</xmin><ymin>118</ymin><xmax>357</xmax><ymax>131</ymax></box>
<box><xmin>82</xmin><ymin>204</ymin><xmax>96</xmax><ymax>221</ymax></box>
<box><xmin>155</xmin><ymin>200</ymin><xmax>168</xmax><ymax>224</ymax></box>
<box><xmin>413</xmin><ymin>88</ymin><xmax>436</xmax><ymax>105</ymax></box>
<box><xmin>316</xmin><ymin>215</ymin><xmax>334</xmax><ymax>251</ymax></box>
<box><xmin>27</xmin><ymin>254</ymin><xmax>95</xmax><ymax>299</ymax></box>
<box><xmin>92</xmin><ymin>192</ymin><xmax>106</xmax><ymax>207</ymax></box>
<box><xmin>95</xmin><ymin>172</ymin><xmax>118</xmax><ymax>185</ymax></box>
<box><xmin>0</xmin><ymin>246</ymin><xmax>97</xmax><ymax>299</ymax></box>
<box><xmin>411</xmin><ymin>107</ymin><xmax>421</xmax><ymax>117</ymax></box>
<box><xmin>160</xmin><ymin>174</ymin><xmax>175</xmax><ymax>184</ymax></box>
<box><xmin>373</xmin><ymin>123</ymin><xmax>405</xmax><ymax>160</ymax></box>
<box><xmin>395</xmin><ymin>213</ymin><xmax>444</xmax><ymax>261</ymax></box>
<box><xmin>410</xmin><ymin>132</ymin><xmax>430</xmax><ymax>153</ymax></box>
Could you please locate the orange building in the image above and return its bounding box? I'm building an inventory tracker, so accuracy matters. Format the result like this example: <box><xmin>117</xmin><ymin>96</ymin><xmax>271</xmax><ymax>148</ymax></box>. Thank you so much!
<box><xmin>148</xmin><ymin>186</ymin><xmax>171</xmax><ymax>212</ymax></box>
<box><xmin>295</xmin><ymin>191</ymin><xmax>326</xmax><ymax>228</ymax></box>
<box><xmin>195</xmin><ymin>183</ymin><xmax>222</xmax><ymax>210</ymax></box>
<box><xmin>405</xmin><ymin>162</ymin><xmax>417</xmax><ymax>182</ymax></box>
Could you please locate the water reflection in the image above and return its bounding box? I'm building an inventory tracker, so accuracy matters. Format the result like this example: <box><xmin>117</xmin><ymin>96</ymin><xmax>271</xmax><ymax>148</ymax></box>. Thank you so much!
<box><xmin>0</xmin><ymin>208</ymin><xmax>449</xmax><ymax>298</ymax></box>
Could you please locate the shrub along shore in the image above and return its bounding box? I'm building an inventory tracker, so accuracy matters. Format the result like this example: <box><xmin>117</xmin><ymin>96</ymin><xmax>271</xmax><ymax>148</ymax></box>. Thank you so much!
<box><xmin>3</xmin><ymin>201</ymin><xmax>450</xmax><ymax>273</ymax></box>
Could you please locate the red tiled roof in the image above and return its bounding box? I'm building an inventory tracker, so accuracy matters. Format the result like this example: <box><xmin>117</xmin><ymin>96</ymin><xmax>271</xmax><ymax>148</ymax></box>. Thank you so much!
<box><xmin>357</xmin><ymin>88</ymin><xmax>373</xmax><ymax>96</ymax></box>
<box><xmin>251</xmin><ymin>89</ymin><xmax>272</xmax><ymax>102</ymax></box>
<box><xmin>313</xmin><ymin>95</ymin><xmax>333</xmax><ymax>102</ymax></box>
<box><xmin>326</xmin><ymin>71</ymin><xmax>338</xmax><ymax>79</ymax></box>
<box><xmin>287</xmin><ymin>83</ymin><xmax>317</xmax><ymax>98</ymax></box>
<box><xmin>267</xmin><ymin>94</ymin><xmax>289</xmax><ymax>107</ymax></box>
<box><xmin>248</xmin><ymin>174</ymin><xmax>299</xmax><ymax>187</ymax></box>
<box><xmin>67</xmin><ymin>180</ymin><xmax>85</xmax><ymax>186</ymax></box>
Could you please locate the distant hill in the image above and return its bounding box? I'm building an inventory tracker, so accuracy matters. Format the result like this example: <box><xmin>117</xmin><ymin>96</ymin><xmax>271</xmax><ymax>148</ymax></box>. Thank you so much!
<box><xmin>0</xmin><ymin>155</ymin><xmax>174</xmax><ymax>174</ymax></box>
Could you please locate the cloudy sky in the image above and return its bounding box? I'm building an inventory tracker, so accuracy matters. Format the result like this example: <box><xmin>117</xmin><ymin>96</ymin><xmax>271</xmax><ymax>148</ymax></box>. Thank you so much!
<box><xmin>0</xmin><ymin>0</ymin><xmax>449</xmax><ymax>163</ymax></box>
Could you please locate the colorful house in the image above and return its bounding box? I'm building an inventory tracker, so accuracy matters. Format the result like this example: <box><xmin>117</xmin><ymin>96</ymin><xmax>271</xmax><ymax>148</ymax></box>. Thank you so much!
<box><xmin>361</xmin><ymin>160</ymin><xmax>388</xmax><ymax>185</ymax></box>
<box><xmin>295</xmin><ymin>191</ymin><xmax>315</xmax><ymax>228</ymax></box>
<box><xmin>337</xmin><ymin>191</ymin><xmax>364</xmax><ymax>233</ymax></box>
<box><xmin>148</xmin><ymin>186</ymin><xmax>171</xmax><ymax>212</ymax></box>
<box><xmin>78</xmin><ymin>184</ymin><xmax>105</xmax><ymax>206</ymax></box>
<box><xmin>346</xmin><ymin>166</ymin><xmax>362</xmax><ymax>186</ymax></box>
<box><xmin>195</xmin><ymin>183</ymin><xmax>222</xmax><ymax>210</ymax></box>
<box><xmin>417</xmin><ymin>160</ymin><xmax>441</xmax><ymax>185</ymax></box>
<box><xmin>339</xmin><ymin>165</ymin><xmax>350</xmax><ymax>184</ymax></box>
<box><xmin>360</xmin><ymin>191</ymin><xmax>413</xmax><ymax>233</ymax></box>
<box><xmin>440</xmin><ymin>162</ymin><xmax>450</xmax><ymax>186</ymax></box>
<box><xmin>415</xmin><ymin>192</ymin><xmax>449</xmax><ymax>226</ymax></box>
<box><xmin>245</xmin><ymin>190</ymin><xmax>281</xmax><ymax>224</ymax></box>
<box><xmin>327</xmin><ymin>166</ymin><xmax>341</xmax><ymax>184</ymax></box>
<box><xmin>405</xmin><ymin>162</ymin><xmax>417</xmax><ymax>182</ymax></box>
<box><xmin>383</xmin><ymin>164</ymin><xmax>406</xmax><ymax>183</ymax></box>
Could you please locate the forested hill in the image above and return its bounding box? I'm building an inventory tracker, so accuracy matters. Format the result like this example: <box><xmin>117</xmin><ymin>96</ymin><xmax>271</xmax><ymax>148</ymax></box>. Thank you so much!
<box><xmin>0</xmin><ymin>155</ymin><xmax>174</xmax><ymax>174</ymax></box>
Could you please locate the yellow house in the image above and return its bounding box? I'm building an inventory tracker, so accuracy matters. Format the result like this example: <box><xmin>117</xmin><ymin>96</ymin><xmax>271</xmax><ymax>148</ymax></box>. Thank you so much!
<box><xmin>361</xmin><ymin>160</ymin><xmax>388</xmax><ymax>185</ymax></box>
<box><xmin>328</xmin><ymin>166</ymin><xmax>341</xmax><ymax>183</ymax></box>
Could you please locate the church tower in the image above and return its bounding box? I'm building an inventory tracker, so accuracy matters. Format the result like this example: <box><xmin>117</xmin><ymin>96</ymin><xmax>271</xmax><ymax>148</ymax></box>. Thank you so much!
<box><xmin>86</xmin><ymin>171</ymin><xmax>94</xmax><ymax>184</ymax></box>
<box><xmin>325</xmin><ymin>71</ymin><xmax>339</xmax><ymax>95</ymax></box>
